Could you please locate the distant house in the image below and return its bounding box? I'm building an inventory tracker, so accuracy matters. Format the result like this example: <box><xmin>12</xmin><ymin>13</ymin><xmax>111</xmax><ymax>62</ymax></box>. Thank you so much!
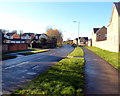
<box><xmin>79</xmin><ymin>37</ymin><xmax>88</xmax><ymax>46</ymax></box>
<box><xmin>92</xmin><ymin>26</ymin><xmax>107</xmax><ymax>41</ymax></box>
<box><xmin>34</xmin><ymin>33</ymin><xmax>48</xmax><ymax>40</ymax></box>
<box><xmin>5</xmin><ymin>32</ymin><xmax>20</xmax><ymax>39</ymax></box>
<box><xmin>88</xmin><ymin>39</ymin><xmax>92</xmax><ymax>46</ymax></box>
<box><xmin>21</xmin><ymin>33</ymin><xmax>35</xmax><ymax>43</ymax></box>
<box><xmin>92</xmin><ymin>28</ymin><xmax>100</xmax><ymax>42</ymax></box>
<box><xmin>73</xmin><ymin>38</ymin><xmax>78</xmax><ymax>45</ymax></box>
<box><xmin>96</xmin><ymin>26</ymin><xmax>107</xmax><ymax>41</ymax></box>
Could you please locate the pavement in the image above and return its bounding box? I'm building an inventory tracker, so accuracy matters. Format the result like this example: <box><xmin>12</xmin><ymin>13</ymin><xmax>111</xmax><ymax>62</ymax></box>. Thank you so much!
<box><xmin>2</xmin><ymin>45</ymin><xmax>74</xmax><ymax>95</ymax></box>
<box><xmin>82</xmin><ymin>47</ymin><xmax>119</xmax><ymax>94</ymax></box>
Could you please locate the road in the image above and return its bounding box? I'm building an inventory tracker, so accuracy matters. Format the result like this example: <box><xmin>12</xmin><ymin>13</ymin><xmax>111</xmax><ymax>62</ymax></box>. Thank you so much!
<box><xmin>2</xmin><ymin>45</ymin><xmax>74</xmax><ymax>95</ymax></box>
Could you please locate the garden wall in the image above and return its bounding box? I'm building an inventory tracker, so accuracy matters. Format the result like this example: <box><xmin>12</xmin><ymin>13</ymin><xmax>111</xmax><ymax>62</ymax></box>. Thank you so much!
<box><xmin>2</xmin><ymin>43</ymin><xmax>28</xmax><ymax>52</ymax></box>
<box><xmin>92</xmin><ymin>40</ymin><xmax>119</xmax><ymax>52</ymax></box>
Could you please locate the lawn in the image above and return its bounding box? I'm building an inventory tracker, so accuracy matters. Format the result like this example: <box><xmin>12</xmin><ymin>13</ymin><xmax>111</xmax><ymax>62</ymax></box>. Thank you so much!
<box><xmin>85</xmin><ymin>46</ymin><xmax>119</xmax><ymax>71</ymax></box>
<box><xmin>11</xmin><ymin>46</ymin><xmax>85</xmax><ymax>95</ymax></box>
<box><xmin>19</xmin><ymin>49</ymin><xmax>49</xmax><ymax>55</ymax></box>
<box><xmin>68</xmin><ymin>47</ymin><xmax>84</xmax><ymax>56</ymax></box>
<box><xmin>2</xmin><ymin>55</ymin><xmax>17</xmax><ymax>60</ymax></box>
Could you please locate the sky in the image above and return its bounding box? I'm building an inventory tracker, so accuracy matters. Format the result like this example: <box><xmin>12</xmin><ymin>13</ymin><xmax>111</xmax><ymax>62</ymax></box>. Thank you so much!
<box><xmin>0</xmin><ymin>2</ymin><xmax>117</xmax><ymax>40</ymax></box>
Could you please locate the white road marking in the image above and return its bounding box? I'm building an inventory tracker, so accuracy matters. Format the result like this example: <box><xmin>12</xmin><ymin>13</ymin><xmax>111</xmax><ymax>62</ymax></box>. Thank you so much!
<box><xmin>32</xmin><ymin>65</ymin><xmax>39</xmax><ymax>69</ymax></box>
<box><xmin>5</xmin><ymin>62</ymin><xmax>29</xmax><ymax>70</ymax></box>
<box><xmin>27</xmin><ymin>72</ymin><xmax>36</xmax><ymax>75</ymax></box>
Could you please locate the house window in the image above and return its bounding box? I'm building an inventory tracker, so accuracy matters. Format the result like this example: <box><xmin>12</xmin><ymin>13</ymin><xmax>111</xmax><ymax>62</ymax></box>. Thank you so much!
<box><xmin>104</xmin><ymin>34</ymin><xmax>107</xmax><ymax>37</ymax></box>
<box><xmin>98</xmin><ymin>34</ymin><xmax>101</xmax><ymax>36</ymax></box>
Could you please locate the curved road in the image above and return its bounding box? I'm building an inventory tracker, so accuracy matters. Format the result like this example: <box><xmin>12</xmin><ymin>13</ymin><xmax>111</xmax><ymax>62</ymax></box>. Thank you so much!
<box><xmin>2</xmin><ymin>45</ymin><xmax>74</xmax><ymax>95</ymax></box>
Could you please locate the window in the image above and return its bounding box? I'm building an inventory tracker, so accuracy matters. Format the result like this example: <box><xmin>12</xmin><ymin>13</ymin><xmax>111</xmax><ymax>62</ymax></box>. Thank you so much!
<box><xmin>104</xmin><ymin>34</ymin><xmax>107</xmax><ymax>37</ymax></box>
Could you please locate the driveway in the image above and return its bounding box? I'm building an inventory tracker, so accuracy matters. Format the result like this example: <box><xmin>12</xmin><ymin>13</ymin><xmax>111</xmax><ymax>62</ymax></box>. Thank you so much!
<box><xmin>2</xmin><ymin>45</ymin><xmax>74</xmax><ymax>95</ymax></box>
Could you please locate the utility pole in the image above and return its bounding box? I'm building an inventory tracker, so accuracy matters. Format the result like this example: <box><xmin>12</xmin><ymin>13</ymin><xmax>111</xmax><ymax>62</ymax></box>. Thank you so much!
<box><xmin>73</xmin><ymin>21</ymin><xmax>80</xmax><ymax>47</ymax></box>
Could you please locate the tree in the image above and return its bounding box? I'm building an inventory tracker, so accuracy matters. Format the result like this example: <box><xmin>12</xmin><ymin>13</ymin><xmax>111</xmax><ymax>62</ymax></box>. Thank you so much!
<box><xmin>46</xmin><ymin>28</ymin><xmax>63</xmax><ymax>45</ymax></box>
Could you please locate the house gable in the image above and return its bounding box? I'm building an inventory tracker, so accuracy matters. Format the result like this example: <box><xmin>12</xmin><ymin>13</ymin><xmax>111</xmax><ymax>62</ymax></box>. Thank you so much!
<box><xmin>96</xmin><ymin>26</ymin><xmax>107</xmax><ymax>41</ymax></box>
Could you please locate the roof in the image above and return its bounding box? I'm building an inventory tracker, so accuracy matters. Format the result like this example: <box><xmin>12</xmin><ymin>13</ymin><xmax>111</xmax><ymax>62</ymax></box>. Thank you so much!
<box><xmin>79</xmin><ymin>37</ymin><xmax>88</xmax><ymax>41</ymax></box>
<box><xmin>35</xmin><ymin>34</ymin><xmax>41</xmax><ymax>36</ymax></box>
<box><xmin>6</xmin><ymin>33</ymin><xmax>16</xmax><ymax>36</ymax></box>
<box><xmin>93</xmin><ymin>28</ymin><xmax>100</xmax><ymax>34</ymax></box>
<box><xmin>114</xmin><ymin>2</ymin><xmax>120</xmax><ymax>16</ymax></box>
<box><xmin>22</xmin><ymin>33</ymin><xmax>34</xmax><ymax>36</ymax></box>
<box><xmin>96</xmin><ymin>26</ymin><xmax>107</xmax><ymax>34</ymax></box>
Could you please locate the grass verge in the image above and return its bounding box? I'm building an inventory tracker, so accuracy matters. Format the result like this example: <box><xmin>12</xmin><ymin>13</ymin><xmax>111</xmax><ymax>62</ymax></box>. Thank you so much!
<box><xmin>3</xmin><ymin>49</ymin><xmax>36</xmax><ymax>54</ymax></box>
<box><xmin>11</xmin><ymin>57</ymin><xmax>84</xmax><ymax>95</ymax></box>
<box><xmin>68</xmin><ymin>47</ymin><xmax>84</xmax><ymax>56</ymax></box>
<box><xmin>85</xmin><ymin>46</ymin><xmax>119</xmax><ymax>71</ymax></box>
<box><xmin>2</xmin><ymin>55</ymin><xmax>17</xmax><ymax>60</ymax></box>
<box><xmin>19</xmin><ymin>49</ymin><xmax>49</xmax><ymax>55</ymax></box>
<box><xmin>11</xmin><ymin>46</ymin><xmax>85</xmax><ymax>95</ymax></box>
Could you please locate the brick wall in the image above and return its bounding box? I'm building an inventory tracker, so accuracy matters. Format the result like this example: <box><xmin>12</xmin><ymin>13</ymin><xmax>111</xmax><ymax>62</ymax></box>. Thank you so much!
<box><xmin>2</xmin><ymin>43</ymin><xmax>28</xmax><ymax>52</ymax></box>
<box><xmin>2</xmin><ymin>44</ymin><xmax>9</xmax><ymax>52</ymax></box>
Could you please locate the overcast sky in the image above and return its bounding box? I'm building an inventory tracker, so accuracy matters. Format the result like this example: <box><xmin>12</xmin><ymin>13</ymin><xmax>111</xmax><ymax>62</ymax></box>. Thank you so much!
<box><xmin>0</xmin><ymin>2</ymin><xmax>117</xmax><ymax>40</ymax></box>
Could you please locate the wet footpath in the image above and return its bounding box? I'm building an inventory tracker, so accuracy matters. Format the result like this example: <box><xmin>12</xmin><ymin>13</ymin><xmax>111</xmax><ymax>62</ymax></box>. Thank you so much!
<box><xmin>82</xmin><ymin>47</ymin><xmax>119</xmax><ymax>95</ymax></box>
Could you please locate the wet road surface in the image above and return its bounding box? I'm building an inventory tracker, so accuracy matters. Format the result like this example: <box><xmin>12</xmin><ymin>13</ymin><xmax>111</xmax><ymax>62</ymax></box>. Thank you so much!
<box><xmin>82</xmin><ymin>47</ymin><xmax>119</xmax><ymax>94</ymax></box>
<box><xmin>2</xmin><ymin>45</ymin><xmax>74</xmax><ymax>95</ymax></box>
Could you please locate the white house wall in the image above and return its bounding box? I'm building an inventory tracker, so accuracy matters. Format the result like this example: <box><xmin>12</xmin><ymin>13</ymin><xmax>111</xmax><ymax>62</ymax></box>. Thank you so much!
<box><xmin>92</xmin><ymin>5</ymin><xmax>119</xmax><ymax>52</ymax></box>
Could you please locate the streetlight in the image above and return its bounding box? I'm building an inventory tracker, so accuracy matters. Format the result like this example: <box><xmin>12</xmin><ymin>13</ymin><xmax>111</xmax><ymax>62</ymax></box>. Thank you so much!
<box><xmin>73</xmin><ymin>21</ymin><xmax>80</xmax><ymax>47</ymax></box>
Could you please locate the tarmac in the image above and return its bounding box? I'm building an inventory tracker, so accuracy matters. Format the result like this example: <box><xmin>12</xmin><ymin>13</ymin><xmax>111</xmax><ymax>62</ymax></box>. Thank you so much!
<box><xmin>82</xmin><ymin>47</ymin><xmax>119</xmax><ymax>95</ymax></box>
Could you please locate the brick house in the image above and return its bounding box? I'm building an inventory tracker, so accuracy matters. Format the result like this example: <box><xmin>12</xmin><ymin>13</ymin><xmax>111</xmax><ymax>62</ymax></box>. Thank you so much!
<box><xmin>94</xmin><ymin>26</ymin><xmax>107</xmax><ymax>41</ymax></box>
<box><xmin>79</xmin><ymin>37</ymin><xmax>88</xmax><ymax>46</ymax></box>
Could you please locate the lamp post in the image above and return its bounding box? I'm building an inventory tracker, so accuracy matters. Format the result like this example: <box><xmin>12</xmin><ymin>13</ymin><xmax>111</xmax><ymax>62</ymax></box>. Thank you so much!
<box><xmin>73</xmin><ymin>21</ymin><xmax>80</xmax><ymax>47</ymax></box>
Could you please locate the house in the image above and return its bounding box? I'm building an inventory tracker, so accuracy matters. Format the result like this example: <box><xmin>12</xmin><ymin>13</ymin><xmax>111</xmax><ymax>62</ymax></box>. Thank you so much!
<box><xmin>92</xmin><ymin>2</ymin><xmax>120</xmax><ymax>52</ymax></box>
<box><xmin>63</xmin><ymin>40</ymin><xmax>73</xmax><ymax>45</ymax></box>
<box><xmin>34</xmin><ymin>33</ymin><xmax>48</xmax><ymax>40</ymax></box>
<box><xmin>107</xmin><ymin>2</ymin><xmax>120</xmax><ymax>52</ymax></box>
<box><xmin>79</xmin><ymin>37</ymin><xmax>88</xmax><ymax>46</ymax></box>
<box><xmin>73</xmin><ymin>38</ymin><xmax>78</xmax><ymax>45</ymax></box>
<box><xmin>21</xmin><ymin>33</ymin><xmax>35</xmax><ymax>43</ymax></box>
<box><xmin>92</xmin><ymin>26</ymin><xmax>107</xmax><ymax>41</ymax></box>
<box><xmin>92</xmin><ymin>28</ymin><xmax>100</xmax><ymax>43</ymax></box>
<box><xmin>21</xmin><ymin>33</ymin><xmax>34</xmax><ymax>39</ymax></box>
<box><xmin>4</xmin><ymin>32</ymin><xmax>20</xmax><ymax>39</ymax></box>
<box><xmin>5</xmin><ymin>39</ymin><xmax>26</xmax><ymax>43</ymax></box>
<box><xmin>88</xmin><ymin>39</ymin><xmax>92</xmax><ymax>46</ymax></box>
<box><xmin>96</xmin><ymin>26</ymin><xmax>107</xmax><ymax>41</ymax></box>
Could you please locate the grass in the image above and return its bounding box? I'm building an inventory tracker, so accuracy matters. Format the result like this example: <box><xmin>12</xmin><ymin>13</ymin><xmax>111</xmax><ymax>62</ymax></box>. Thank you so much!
<box><xmin>11</xmin><ymin>46</ymin><xmax>85</xmax><ymax>95</ymax></box>
<box><xmin>19</xmin><ymin>49</ymin><xmax>49</xmax><ymax>55</ymax></box>
<box><xmin>11</xmin><ymin>57</ymin><xmax>84</xmax><ymax>95</ymax></box>
<box><xmin>3</xmin><ymin>49</ymin><xmax>36</xmax><ymax>54</ymax></box>
<box><xmin>68</xmin><ymin>47</ymin><xmax>84</xmax><ymax>56</ymax></box>
<box><xmin>85</xmin><ymin>46</ymin><xmax>119</xmax><ymax>71</ymax></box>
<box><xmin>2</xmin><ymin>55</ymin><xmax>17</xmax><ymax>60</ymax></box>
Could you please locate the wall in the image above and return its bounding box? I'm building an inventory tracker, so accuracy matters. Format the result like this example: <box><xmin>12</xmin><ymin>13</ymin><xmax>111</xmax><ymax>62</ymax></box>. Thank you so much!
<box><xmin>92</xmin><ymin>5</ymin><xmax>119</xmax><ymax>52</ymax></box>
<box><xmin>2</xmin><ymin>43</ymin><xmax>28</xmax><ymax>52</ymax></box>
<box><xmin>92</xmin><ymin>40</ymin><xmax>119</xmax><ymax>52</ymax></box>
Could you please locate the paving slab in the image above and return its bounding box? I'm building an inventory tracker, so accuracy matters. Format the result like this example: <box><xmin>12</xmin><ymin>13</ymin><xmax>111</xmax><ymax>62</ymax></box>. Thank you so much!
<box><xmin>82</xmin><ymin>47</ymin><xmax>120</xmax><ymax>94</ymax></box>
